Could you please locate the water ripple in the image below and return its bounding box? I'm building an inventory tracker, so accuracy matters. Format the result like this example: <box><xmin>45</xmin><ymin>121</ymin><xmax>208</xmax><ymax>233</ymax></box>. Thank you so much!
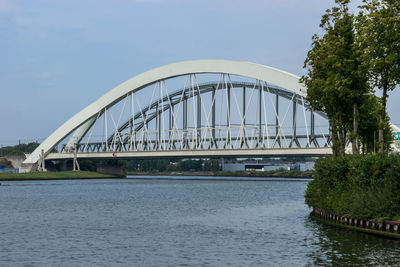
<box><xmin>0</xmin><ymin>178</ymin><xmax>399</xmax><ymax>266</ymax></box>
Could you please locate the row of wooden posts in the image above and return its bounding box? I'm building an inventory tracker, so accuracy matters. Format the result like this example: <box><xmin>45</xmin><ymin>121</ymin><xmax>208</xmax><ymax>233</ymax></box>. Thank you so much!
<box><xmin>313</xmin><ymin>207</ymin><xmax>400</xmax><ymax>234</ymax></box>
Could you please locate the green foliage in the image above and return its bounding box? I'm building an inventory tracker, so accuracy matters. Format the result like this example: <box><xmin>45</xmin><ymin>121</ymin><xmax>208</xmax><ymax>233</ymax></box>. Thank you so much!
<box><xmin>123</xmin><ymin>158</ymin><xmax>221</xmax><ymax>172</ymax></box>
<box><xmin>178</xmin><ymin>159</ymin><xmax>203</xmax><ymax>171</ymax></box>
<box><xmin>303</xmin><ymin>0</ymin><xmax>398</xmax><ymax>154</ymax></box>
<box><xmin>305</xmin><ymin>154</ymin><xmax>400</xmax><ymax>219</ymax></box>
<box><xmin>0</xmin><ymin>142</ymin><xmax>40</xmax><ymax>156</ymax></box>
<box><xmin>302</xmin><ymin>1</ymin><xmax>356</xmax><ymax>116</ymax></box>
<box><xmin>125</xmin><ymin>159</ymin><xmax>171</xmax><ymax>172</ymax></box>
<box><xmin>202</xmin><ymin>159</ymin><xmax>221</xmax><ymax>171</ymax></box>
<box><xmin>302</xmin><ymin>0</ymin><xmax>370</xmax><ymax>155</ymax></box>
<box><xmin>217</xmin><ymin>169</ymin><xmax>314</xmax><ymax>178</ymax></box>
<box><xmin>78</xmin><ymin>159</ymin><xmax>98</xmax><ymax>172</ymax></box>
<box><xmin>357</xmin><ymin>0</ymin><xmax>400</xmax><ymax>150</ymax></box>
<box><xmin>5</xmin><ymin>150</ymin><xmax>26</xmax><ymax>156</ymax></box>
<box><xmin>357</xmin><ymin>0</ymin><xmax>400</xmax><ymax>93</ymax></box>
<box><xmin>358</xmin><ymin>95</ymin><xmax>392</xmax><ymax>152</ymax></box>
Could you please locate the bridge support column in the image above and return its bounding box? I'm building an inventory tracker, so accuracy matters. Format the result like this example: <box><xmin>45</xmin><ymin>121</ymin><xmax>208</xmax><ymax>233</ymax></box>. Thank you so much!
<box><xmin>37</xmin><ymin>149</ymin><xmax>46</xmax><ymax>172</ymax></box>
<box><xmin>73</xmin><ymin>144</ymin><xmax>80</xmax><ymax>171</ymax></box>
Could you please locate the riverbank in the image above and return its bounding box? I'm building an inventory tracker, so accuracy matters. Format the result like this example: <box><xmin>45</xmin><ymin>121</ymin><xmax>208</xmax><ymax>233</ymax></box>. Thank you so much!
<box><xmin>306</xmin><ymin>154</ymin><xmax>400</xmax><ymax>240</ymax></box>
<box><xmin>127</xmin><ymin>170</ymin><xmax>314</xmax><ymax>178</ymax></box>
<box><xmin>0</xmin><ymin>171</ymin><xmax>123</xmax><ymax>181</ymax></box>
<box><xmin>312</xmin><ymin>208</ymin><xmax>400</xmax><ymax>239</ymax></box>
<box><xmin>305</xmin><ymin>154</ymin><xmax>400</xmax><ymax>221</ymax></box>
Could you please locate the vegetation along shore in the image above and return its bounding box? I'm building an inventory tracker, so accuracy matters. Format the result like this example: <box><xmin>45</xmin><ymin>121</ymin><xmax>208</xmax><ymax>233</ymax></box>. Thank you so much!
<box><xmin>302</xmin><ymin>0</ymin><xmax>400</xmax><ymax>238</ymax></box>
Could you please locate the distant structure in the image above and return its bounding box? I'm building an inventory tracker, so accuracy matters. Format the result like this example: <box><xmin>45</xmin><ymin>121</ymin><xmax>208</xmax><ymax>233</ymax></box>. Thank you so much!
<box><xmin>222</xmin><ymin>159</ymin><xmax>315</xmax><ymax>172</ymax></box>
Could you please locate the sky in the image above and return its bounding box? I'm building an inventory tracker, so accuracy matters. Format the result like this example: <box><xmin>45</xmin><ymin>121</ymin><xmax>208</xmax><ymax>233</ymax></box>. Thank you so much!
<box><xmin>1</xmin><ymin>0</ymin><xmax>398</xmax><ymax>146</ymax></box>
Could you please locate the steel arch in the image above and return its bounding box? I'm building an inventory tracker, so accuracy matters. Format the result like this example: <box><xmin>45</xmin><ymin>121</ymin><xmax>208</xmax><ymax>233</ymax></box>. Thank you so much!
<box><xmin>107</xmin><ymin>81</ymin><xmax>326</xmax><ymax>144</ymax></box>
<box><xmin>24</xmin><ymin>59</ymin><xmax>309</xmax><ymax>165</ymax></box>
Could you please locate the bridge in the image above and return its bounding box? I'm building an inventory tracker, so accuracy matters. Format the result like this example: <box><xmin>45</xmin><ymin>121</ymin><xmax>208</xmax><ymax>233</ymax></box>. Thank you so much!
<box><xmin>22</xmin><ymin>59</ymin><xmax>334</xmax><ymax>172</ymax></box>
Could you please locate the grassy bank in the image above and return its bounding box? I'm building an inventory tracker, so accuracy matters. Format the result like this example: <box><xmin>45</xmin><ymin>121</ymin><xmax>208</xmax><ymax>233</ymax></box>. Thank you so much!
<box><xmin>127</xmin><ymin>169</ymin><xmax>314</xmax><ymax>178</ymax></box>
<box><xmin>0</xmin><ymin>171</ymin><xmax>123</xmax><ymax>181</ymax></box>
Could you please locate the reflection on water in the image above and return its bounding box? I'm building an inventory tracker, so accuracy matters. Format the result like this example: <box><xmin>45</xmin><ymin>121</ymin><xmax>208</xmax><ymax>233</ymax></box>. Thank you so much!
<box><xmin>306</xmin><ymin>217</ymin><xmax>400</xmax><ymax>266</ymax></box>
<box><xmin>0</xmin><ymin>177</ymin><xmax>399</xmax><ymax>266</ymax></box>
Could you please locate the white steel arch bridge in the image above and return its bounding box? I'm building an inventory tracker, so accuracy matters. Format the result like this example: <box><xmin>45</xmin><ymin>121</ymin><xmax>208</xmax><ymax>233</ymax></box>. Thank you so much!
<box><xmin>22</xmin><ymin>59</ymin><xmax>335</xmax><ymax>172</ymax></box>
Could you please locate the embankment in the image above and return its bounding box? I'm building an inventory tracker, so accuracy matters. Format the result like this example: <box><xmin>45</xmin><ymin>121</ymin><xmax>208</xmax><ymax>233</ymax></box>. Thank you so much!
<box><xmin>127</xmin><ymin>170</ymin><xmax>313</xmax><ymax>178</ymax></box>
<box><xmin>0</xmin><ymin>171</ymin><xmax>124</xmax><ymax>181</ymax></box>
<box><xmin>312</xmin><ymin>208</ymin><xmax>400</xmax><ymax>239</ymax></box>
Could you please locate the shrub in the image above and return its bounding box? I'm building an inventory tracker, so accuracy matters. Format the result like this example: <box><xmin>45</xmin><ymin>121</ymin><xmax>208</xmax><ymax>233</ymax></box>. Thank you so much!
<box><xmin>305</xmin><ymin>153</ymin><xmax>400</xmax><ymax>220</ymax></box>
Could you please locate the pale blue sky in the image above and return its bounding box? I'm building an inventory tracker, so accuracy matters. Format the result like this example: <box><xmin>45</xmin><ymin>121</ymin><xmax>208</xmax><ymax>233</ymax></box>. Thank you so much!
<box><xmin>1</xmin><ymin>0</ymin><xmax>398</xmax><ymax>145</ymax></box>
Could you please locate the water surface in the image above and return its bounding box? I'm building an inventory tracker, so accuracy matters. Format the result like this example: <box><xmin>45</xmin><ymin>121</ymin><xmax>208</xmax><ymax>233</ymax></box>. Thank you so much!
<box><xmin>0</xmin><ymin>176</ymin><xmax>399</xmax><ymax>266</ymax></box>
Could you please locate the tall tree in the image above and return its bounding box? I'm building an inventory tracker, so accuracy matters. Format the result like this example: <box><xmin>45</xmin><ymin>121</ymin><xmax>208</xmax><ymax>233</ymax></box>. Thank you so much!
<box><xmin>302</xmin><ymin>0</ymin><xmax>368</xmax><ymax>155</ymax></box>
<box><xmin>357</xmin><ymin>0</ymin><xmax>400</xmax><ymax>152</ymax></box>
<box><xmin>358</xmin><ymin>94</ymin><xmax>392</xmax><ymax>153</ymax></box>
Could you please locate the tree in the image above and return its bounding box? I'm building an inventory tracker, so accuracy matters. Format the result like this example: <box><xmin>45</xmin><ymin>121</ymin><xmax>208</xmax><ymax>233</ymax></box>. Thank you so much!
<box><xmin>357</xmin><ymin>0</ymin><xmax>400</xmax><ymax>152</ymax></box>
<box><xmin>178</xmin><ymin>159</ymin><xmax>203</xmax><ymax>171</ymax></box>
<box><xmin>203</xmin><ymin>159</ymin><xmax>221</xmax><ymax>171</ymax></box>
<box><xmin>358</xmin><ymin>94</ymin><xmax>392</xmax><ymax>153</ymax></box>
<box><xmin>0</xmin><ymin>142</ymin><xmax>40</xmax><ymax>156</ymax></box>
<box><xmin>302</xmin><ymin>0</ymin><xmax>369</xmax><ymax>155</ymax></box>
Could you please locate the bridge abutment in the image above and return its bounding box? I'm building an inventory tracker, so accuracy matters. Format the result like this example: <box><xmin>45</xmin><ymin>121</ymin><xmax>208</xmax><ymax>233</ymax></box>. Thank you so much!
<box><xmin>19</xmin><ymin>163</ymin><xmax>38</xmax><ymax>173</ymax></box>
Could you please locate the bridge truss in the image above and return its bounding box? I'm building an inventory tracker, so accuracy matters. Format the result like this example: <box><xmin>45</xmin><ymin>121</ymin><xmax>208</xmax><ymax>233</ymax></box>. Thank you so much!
<box><xmin>62</xmin><ymin>78</ymin><xmax>330</xmax><ymax>155</ymax></box>
<box><xmin>23</xmin><ymin>60</ymin><xmax>333</xmax><ymax>170</ymax></box>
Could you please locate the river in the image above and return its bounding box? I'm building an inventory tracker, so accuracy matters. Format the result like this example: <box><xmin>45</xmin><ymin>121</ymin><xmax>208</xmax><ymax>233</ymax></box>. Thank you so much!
<box><xmin>0</xmin><ymin>176</ymin><xmax>399</xmax><ymax>266</ymax></box>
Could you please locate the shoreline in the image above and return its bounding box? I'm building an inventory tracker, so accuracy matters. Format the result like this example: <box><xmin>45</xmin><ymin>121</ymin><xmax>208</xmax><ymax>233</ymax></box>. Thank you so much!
<box><xmin>312</xmin><ymin>208</ymin><xmax>400</xmax><ymax>239</ymax></box>
<box><xmin>126</xmin><ymin>171</ymin><xmax>313</xmax><ymax>179</ymax></box>
<box><xmin>0</xmin><ymin>170</ymin><xmax>313</xmax><ymax>181</ymax></box>
<box><xmin>127</xmin><ymin>175</ymin><xmax>312</xmax><ymax>182</ymax></box>
<box><xmin>0</xmin><ymin>171</ymin><xmax>124</xmax><ymax>181</ymax></box>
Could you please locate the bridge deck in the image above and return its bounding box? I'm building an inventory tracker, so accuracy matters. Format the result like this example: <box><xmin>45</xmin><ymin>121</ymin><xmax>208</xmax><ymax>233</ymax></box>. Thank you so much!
<box><xmin>46</xmin><ymin>147</ymin><xmax>332</xmax><ymax>160</ymax></box>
